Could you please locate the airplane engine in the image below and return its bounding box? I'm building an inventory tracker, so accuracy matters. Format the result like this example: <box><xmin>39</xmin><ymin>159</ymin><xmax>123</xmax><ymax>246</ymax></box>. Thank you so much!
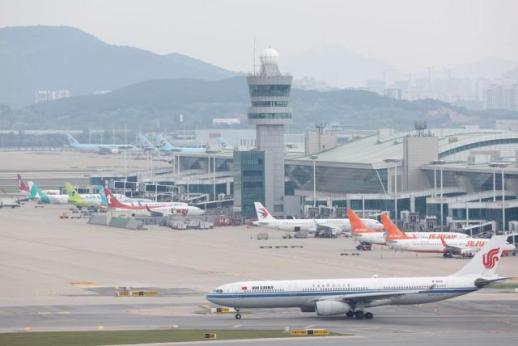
<box><xmin>315</xmin><ymin>301</ymin><xmax>351</xmax><ymax>316</ymax></box>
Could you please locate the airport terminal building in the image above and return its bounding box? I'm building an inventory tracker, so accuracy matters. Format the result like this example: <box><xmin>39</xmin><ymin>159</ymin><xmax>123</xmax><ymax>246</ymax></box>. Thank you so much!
<box><xmin>131</xmin><ymin>126</ymin><xmax>518</xmax><ymax>232</ymax></box>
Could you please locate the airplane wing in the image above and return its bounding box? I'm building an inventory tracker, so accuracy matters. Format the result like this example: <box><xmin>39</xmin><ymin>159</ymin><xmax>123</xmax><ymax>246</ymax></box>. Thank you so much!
<box><xmin>439</xmin><ymin>236</ymin><xmax>463</xmax><ymax>255</ymax></box>
<box><xmin>317</xmin><ymin>289</ymin><xmax>423</xmax><ymax>305</ymax></box>
<box><xmin>314</xmin><ymin>221</ymin><xmax>347</xmax><ymax>236</ymax></box>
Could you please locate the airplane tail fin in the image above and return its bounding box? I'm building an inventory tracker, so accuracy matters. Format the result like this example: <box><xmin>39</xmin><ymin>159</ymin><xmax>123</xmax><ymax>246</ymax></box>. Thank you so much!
<box><xmin>104</xmin><ymin>187</ymin><xmax>127</xmax><ymax>209</ymax></box>
<box><xmin>380</xmin><ymin>213</ymin><xmax>410</xmax><ymax>240</ymax></box>
<box><xmin>17</xmin><ymin>174</ymin><xmax>30</xmax><ymax>193</ymax></box>
<box><xmin>97</xmin><ymin>185</ymin><xmax>108</xmax><ymax>205</ymax></box>
<box><xmin>452</xmin><ymin>235</ymin><xmax>508</xmax><ymax>277</ymax></box>
<box><xmin>66</xmin><ymin>133</ymin><xmax>80</xmax><ymax>146</ymax></box>
<box><xmin>64</xmin><ymin>182</ymin><xmax>77</xmax><ymax>197</ymax></box>
<box><xmin>29</xmin><ymin>182</ymin><xmax>49</xmax><ymax>203</ymax></box>
<box><xmin>347</xmin><ymin>208</ymin><xmax>373</xmax><ymax>234</ymax></box>
<box><xmin>138</xmin><ymin>134</ymin><xmax>155</xmax><ymax>149</ymax></box>
<box><xmin>254</xmin><ymin>202</ymin><xmax>275</xmax><ymax>221</ymax></box>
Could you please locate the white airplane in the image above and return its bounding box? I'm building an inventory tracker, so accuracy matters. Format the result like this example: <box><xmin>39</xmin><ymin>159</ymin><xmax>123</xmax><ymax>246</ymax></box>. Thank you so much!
<box><xmin>252</xmin><ymin>202</ymin><xmax>317</xmax><ymax>233</ymax></box>
<box><xmin>104</xmin><ymin>188</ymin><xmax>204</xmax><ymax>217</ymax></box>
<box><xmin>348</xmin><ymin>208</ymin><xmax>468</xmax><ymax>246</ymax></box>
<box><xmin>252</xmin><ymin>202</ymin><xmax>382</xmax><ymax>235</ymax></box>
<box><xmin>382</xmin><ymin>213</ymin><xmax>516</xmax><ymax>255</ymax></box>
<box><xmin>65</xmin><ymin>133</ymin><xmax>136</xmax><ymax>154</ymax></box>
<box><xmin>30</xmin><ymin>183</ymin><xmax>69</xmax><ymax>204</ymax></box>
<box><xmin>207</xmin><ymin>235</ymin><xmax>511</xmax><ymax>320</ymax></box>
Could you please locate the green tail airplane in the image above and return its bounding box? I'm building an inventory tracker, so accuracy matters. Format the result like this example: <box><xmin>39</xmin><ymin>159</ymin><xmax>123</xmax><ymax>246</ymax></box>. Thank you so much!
<box><xmin>64</xmin><ymin>182</ymin><xmax>105</xmax><ymax>208</ymax></box>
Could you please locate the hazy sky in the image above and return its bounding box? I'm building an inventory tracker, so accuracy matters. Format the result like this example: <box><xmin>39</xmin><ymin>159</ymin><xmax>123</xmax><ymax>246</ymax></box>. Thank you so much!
<box><xmin>1</xmin><ymin>0</ymin><xmax>517</xmax><ymax>72</ymax></box>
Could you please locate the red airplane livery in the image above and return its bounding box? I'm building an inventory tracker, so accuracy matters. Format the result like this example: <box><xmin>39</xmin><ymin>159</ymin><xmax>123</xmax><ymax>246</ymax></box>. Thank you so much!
<box><xmin>259</xmin><ymin>207</ymin><xmax>269</xmax><ymax>218</ymax></box>
<box><xmin>482</xmin><ymin>248</ymin><xmax>500</xmax><ymax>269</ymax></box>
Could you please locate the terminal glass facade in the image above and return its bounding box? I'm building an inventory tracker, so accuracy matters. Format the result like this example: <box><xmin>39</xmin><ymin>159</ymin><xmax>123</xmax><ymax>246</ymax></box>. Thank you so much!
<box><xmin>234</xmin><ymin>150</ymin><xmax>265</xmax><ymax>218</ymax></box>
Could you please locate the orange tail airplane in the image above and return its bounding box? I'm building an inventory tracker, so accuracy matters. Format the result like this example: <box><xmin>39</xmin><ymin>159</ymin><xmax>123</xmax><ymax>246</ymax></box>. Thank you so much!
<box><xmin>380</xmin><ymin>213</ymin><xmax>412</xmax><ymax>241</ymax></box>
<box><xmin>347</xmin><ymin>208</ymin><xmax>387</xmax><ymax>245</ymax></box>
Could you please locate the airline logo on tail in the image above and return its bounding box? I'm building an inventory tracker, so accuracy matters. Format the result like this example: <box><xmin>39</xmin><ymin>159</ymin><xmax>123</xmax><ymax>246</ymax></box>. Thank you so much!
<box><xmin>254</xmin><ymin>202</ymin><xmax>274</xmax><ymax>221</ymax></box>
<box><xmin>482</xmin><ymin>248</ymin><xmax>500</xmax><ymax>269</ymax></box>
<box><xmin>258</xmin><ymin>207</ymin><xmax>269</xmax><ymax>219</ymax></box>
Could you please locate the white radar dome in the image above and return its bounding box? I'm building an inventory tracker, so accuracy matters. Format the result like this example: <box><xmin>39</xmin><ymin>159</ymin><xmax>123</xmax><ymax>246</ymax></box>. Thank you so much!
<box><xmin>260</xmin><ymin>47</ymin><xmax>279</xmax><ymax>65</ymax></box>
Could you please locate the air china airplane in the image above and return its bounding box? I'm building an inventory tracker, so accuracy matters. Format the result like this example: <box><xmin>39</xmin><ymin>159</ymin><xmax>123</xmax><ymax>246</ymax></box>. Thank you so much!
<box><xmin>207</xmin><ymin>235</ymin><xmax>511</xmax><ymax>320</ymax></box>
<box><xmin>348</xmin><ymin>208</ymin><xmax>468</xmax><ymax>246</ymax></box>
<box><xmin>253</xmin><ymin>202</ymin><xmax>382</xmax><ymax>235</ymax></box>
<box><xmin>104</xmin><ymin>188</ymin><xmax>204</xmax><ymax>217</ymax></box>
<box><xmin>382</xmin><ymin>213</ymin><xmax>516</xmax><ymax>255</ymax></box>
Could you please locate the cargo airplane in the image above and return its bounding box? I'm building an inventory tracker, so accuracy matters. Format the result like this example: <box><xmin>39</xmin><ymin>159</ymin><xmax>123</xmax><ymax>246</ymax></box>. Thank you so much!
<box><xmin>253</xmin><ymin>202</ymin><xmax>382</xmax><ymax>236</ymax></box>
<box><xmin>382</xmin><ymin>213</ymin><xmax>516</xmax><ymax>255</ymax></box>
<box><xmin>207</xmin><ymin>235</ymin><xmax>511</xmax><ymax>320</ymax></box>
<box><xmin>348</xmin><ymin>208</ymin><xmax>468</xmax><ymax>245</ymax></box>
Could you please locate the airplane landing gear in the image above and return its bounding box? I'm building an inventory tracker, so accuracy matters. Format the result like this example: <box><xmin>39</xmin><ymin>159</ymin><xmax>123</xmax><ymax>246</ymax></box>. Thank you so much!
<box><xmin>235</xmin><ymin>313</ymin><xmax>242</xmax><ymax>320</ymax></box>
<box><xmin>347</xmin><ymin>310</ymin><xmax>374</xmax><ymax>319</ymax></box>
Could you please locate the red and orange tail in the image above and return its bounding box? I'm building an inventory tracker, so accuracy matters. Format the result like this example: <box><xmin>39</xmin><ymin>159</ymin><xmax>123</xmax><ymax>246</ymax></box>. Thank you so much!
<box><xmin>347</xmin><ymin>208</ymin><xmax>373</xmax><ymax>233</ymax></box>
<box><xmin>104</xmin><ymin>187</ymin><xmax>126</xmax><ymax>209</ymax></box>
<box><xmin>380</xmin><ymin>213</ymin><xmax>410</xmax><ymax>240</ymax></box>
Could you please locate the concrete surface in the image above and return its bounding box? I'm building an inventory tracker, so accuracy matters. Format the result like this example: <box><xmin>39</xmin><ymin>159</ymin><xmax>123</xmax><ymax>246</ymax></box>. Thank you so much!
<box><xmin>1</xmin><ymin>203</ymin><xmax>517</xmax><ymax>345</ymax></box>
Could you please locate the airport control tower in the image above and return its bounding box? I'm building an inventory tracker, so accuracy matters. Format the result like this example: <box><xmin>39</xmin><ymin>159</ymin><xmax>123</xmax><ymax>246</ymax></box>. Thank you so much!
<box><xmin>247</xmin><ymin>48</ymin><xmax>292</xmax><ymax>216</ymax></box>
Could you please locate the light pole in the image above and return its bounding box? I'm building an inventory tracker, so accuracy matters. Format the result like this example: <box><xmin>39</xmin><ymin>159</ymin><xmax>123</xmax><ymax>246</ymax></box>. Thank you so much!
<box><xmin>384</xmin><ymin>159</ymin><xmax>401</xmax><ymax>222</ymax></box>
<box><xmin>431</xmin><ymin>160</ymin><xmax>446</xmax><ymax>229</ymax></box>
<box><xmin>490</xmin><ymin>163</ymin><xmax>508</xmax><ymax>233</ymax></box>
<box><xmin>311</xmin><ymin>155</ymin><xmax>318</xmax><ymax>208</ymax></box>
<box><xmin>501</xmin><ymin>167</ymin><xmax>505</xmax><ymax>233</ymax></box>
<box><xmin>213</xmin><ymin>155</ymin><xmax>217</xmax><ymax>201</ymax></box>
<box><xmin>493</xmin><ymin>167</ymin><xmax>496</xmax><ymax>202</ymax></box>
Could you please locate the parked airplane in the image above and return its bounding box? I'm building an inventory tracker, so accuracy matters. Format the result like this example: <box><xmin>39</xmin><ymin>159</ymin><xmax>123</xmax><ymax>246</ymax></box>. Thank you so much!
<box><xmin>252</xmin><ymin>202</ymin><xmax>317</xmax><ymax>233</ymax></box>
<box><xmin>155</xmin><ymin>134</ymin><xmax>206</xmax><ymax>154</ymax></box>
<box><xmin>104</xmin><ymin>188</ymin><xmax>204</xmax><ymax>216</ymax></box>
<box><xmin>18</xmin><ymin>174</ymin><xmax>60</xmax><ymax>196</ymax></box>
<box><xmin>348</xmin><ymin>209</ymin><xmax>468</xmax><ymax>246</ymax></box>
<box><xmin>253</xmin><ymin>203</ymin><xmax>382</xmax><ymax>235</ymax></box>
<box><xmin>382</xmin><ymin>213</ymin><xmax>516</xmax><ymax>254</ymax></box>
<box><xmin>207</xmin><ymin>235</ymin><xmax>511</xmax><ymax>320</ymax></box>
<box><xmin>65</xmin><ymin>134</ymin><xmax>135</xmax><ymax>154</ymax></box>
<box><xmin>136</xmin><ymin>133</ymin><xmax>159</xmax><ymax>152</ymax></box>
<box><xmin>30</xmin><ymin>183</ymin><xmax>68</xmax><ymax>204</ymax></box>
<box><xmin>64</xmin><ymin>183</ymin><xmax>105</xmax><ymax>208</ymax></box>
<box><xmin>17</xmin><ymin>174</ymin><xmax>31</xmax><ymax>195</ymax></box>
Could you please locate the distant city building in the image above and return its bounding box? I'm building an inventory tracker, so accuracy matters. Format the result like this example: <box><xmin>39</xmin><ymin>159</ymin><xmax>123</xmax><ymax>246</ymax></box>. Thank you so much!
<box><xmin>34</xmin><ymin>89</ymin><xmax>71</xmax><ymax>103</ymax></box>
<box><xmin>483</xmin><ymin>83</ymin><xmax>518</xmax><ymax>111</ymax></box>
<box><xmin>212</xmin><ymin>118</ymin><xmax>241</xmax><ymax>126</ymax></box>
<box><xmin>246</xmin><ymin>47</ymin><xmax>292</xmax><ymax>216</ymax></box>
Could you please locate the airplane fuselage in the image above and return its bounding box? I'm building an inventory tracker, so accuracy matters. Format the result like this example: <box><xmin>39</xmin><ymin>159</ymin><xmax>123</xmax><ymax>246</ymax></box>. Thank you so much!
<box><xmin>388</xmin><ymin>238</ymin><xmax>516</xmax><ymax>253</ymax></box>
<box><xmin>354</xmin><ymin>231</ymin><xmax>469</xmax><ymax>245</ymax></box>
<box><xmin>207</xmin><ymin>275</ymin><xmax>478</xmax><ymax>310</ymax></box>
